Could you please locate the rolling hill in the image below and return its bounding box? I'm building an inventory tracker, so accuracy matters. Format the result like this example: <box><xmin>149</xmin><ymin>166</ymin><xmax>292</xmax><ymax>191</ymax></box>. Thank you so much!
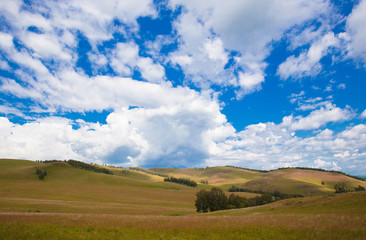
<box><xmin>151</xmin><ymin>166</ymin><xmax>366</xmax><ymax>196</ymax></box>
<box><xmin>0</xmin><ymin>158</ymin><xmax>365</xmax><ymax>239</ymax></box>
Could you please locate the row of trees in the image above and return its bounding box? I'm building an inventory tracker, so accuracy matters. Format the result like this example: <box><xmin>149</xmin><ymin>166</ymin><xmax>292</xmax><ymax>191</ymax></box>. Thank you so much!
<box><xmin>35</xmin><ymin>168</ymin><xmax>47</xmax><ymax>180</ymax></box>
<box><xmin>228</xmin><ymin>186</ymin><xmax>304</xmax><ymax>199</ymax></box>
<box><xmin>334</xmin><ymin>183</ymin><xmax>365</xmax><ymax>193</ymax></box>
<box><xmin>195</xmin><ymin>188</ymin><xmax>274</xmax><ymax>212</ymax></box>
<box><xmin>164</xmin><ymin>176</ymin><xmax>197</xmax><ymax>187</ymax></box>
<box><xmin>67</xmin><ymin>160</ymin><xmax>113</xmax><ymax>175</ymax></box>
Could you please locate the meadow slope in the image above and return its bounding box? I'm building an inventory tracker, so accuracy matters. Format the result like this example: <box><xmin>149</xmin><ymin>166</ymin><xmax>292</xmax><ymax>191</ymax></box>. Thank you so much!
<box><xmin>152</xmin><ymin>166</ymin><xmax>366</xmax><ymax>196</ymax></box>
<box><xmin>0</xmin><ymin>159</ymin><xmax>365</xmax><ymax>239</ymax></box>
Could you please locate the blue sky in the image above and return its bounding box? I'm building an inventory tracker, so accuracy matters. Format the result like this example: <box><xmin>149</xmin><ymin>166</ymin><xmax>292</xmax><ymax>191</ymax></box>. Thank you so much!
<box><xmin>0</xmin><ymin>0</ymin><xmax>365</xmax><ymax>175</ymax></box>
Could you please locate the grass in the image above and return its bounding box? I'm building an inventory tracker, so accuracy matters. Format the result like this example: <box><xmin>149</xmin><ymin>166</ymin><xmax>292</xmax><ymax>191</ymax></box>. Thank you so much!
<box><xmin>1</xmin><ymin>213</ymin><xmax>365</xmax><ymax>240</ymax></box>
<box><xmin>153</xmin><ymin>166</ymin><xmax>366</xmax><ymax>196</ymax></box>
<box><xmin>1</xmin><ymin>159</ymin><xmax>366</xmax><ymax>239</ymax></box>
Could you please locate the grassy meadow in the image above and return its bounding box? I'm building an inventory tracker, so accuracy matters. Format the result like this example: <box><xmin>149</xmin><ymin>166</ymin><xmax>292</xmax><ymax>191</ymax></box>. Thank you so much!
<box><xmin>0</xmin><ymin>158</ymin><xmax>366</xmax><ymax>239</ymax></box>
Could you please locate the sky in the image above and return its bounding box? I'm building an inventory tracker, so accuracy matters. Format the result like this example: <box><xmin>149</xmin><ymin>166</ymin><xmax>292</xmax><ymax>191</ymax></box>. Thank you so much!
<box><xmin>0</xmin><ymin>0</ymin><xmax>365</xmax><ymax>175</ymax></box>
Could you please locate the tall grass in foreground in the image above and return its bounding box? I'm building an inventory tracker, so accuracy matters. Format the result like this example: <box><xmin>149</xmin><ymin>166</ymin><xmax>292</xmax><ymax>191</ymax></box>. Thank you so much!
<box><xmin>1</xmin><ymin>222</ymin><xmax>364</xmax><ymax>240</ymax></box>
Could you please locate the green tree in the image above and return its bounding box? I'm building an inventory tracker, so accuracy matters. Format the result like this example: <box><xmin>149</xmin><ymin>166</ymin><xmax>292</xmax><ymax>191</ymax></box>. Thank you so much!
<box><xmin>208</xmin><ymin>188</ymin><xmax>227</xmax><ymax>211</ymax></box>
<box><xmin>354</xmin><ymin>185</ymin><xmax>365</xmax><ymax>192</ymax></box>
<box><xmin>334</xmin><ymin>182</ymin><xmax>349</xmax><ymax>193</ymax></box>
<box><xmin>227</xmin><ymin>193</ymin><xmax>248</xmax><ymax>209</ymax></box>
<box><xmin>195</xmin><ymin>189</ymin><xmax>210</xmax><ymax>213</ymax></box>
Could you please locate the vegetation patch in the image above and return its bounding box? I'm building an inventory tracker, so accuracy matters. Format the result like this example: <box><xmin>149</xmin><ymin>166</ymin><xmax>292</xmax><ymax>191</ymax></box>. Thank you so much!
<box><xmin>35</xmin><ymin>169</ymin><xmax>47</xmax><ymax>180</ymax></box>
<box><xmin>334</xmin><ymin>182</ymin><xmax>365</xmax><ymax>193</ymax></box>
<box><xmin>195</xmin><ymin>188</ymin><xmax>275</xmax><ymax>213</ymax></box>
<box><xmin>164</xmin><ymin>176</ymin><xmax>197</xmax><ymax>187</ymax></box>
<box><xmin>228</xmin><ymin>186</ymin><xmax>304</xmax><ymax>199</ymax></box>
<box><xmin>67</xmin><ymin>160</ymin><xmax>113</xmax><ymax>175</ymax></box>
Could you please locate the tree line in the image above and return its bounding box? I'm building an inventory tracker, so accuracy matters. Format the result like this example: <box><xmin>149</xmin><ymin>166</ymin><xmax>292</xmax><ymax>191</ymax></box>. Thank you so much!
<box><xmin>195</xmin><ymin>188</ymin><xmax>275</xmax><ymax>212</ymax></box>
<box><xmin>228</xmin><ymin>186</ymin><xmax>304</xmax><ymax>199</ymax></box>
<box><xmin>67</xmin><ymin>160</ymin><xmax>113</xmax><ymax>175</ymax></box>
<box><xmin>164</xmin><ymin>176</ymin><xmax>197</xmax><ymax>187</ymax></box>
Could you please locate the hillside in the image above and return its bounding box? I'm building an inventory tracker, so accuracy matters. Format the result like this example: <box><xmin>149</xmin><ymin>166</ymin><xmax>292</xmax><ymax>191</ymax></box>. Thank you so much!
<box><xmin>151</xmin><ymin>166</ymin><xmax>366</xmax><ymax>196</ymax></box>
<box><xmin>0</xmin><ymin>159</ymin><xmax>366</xmax><ymax>239</ymax></box>
<box><xmin>0</xmin><ymin>159</ymin><xmax>197</xmax><ymax>216</ymax></box>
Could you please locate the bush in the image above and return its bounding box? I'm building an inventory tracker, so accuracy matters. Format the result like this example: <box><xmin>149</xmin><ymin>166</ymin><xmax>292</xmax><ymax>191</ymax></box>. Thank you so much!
<box><xmin>200</xmin><ymin>180</ymin><xmax>208</xmax><ymax>184</ymax></box>
<box><xmin>35</xmin><ymin>169</ymin><xmax>47</xmax><ymax>180</ymax></box>
<box><xmin>334</xmin><ymin>182</ymin><xmax>349</xmax><ymax>193</ymax></box>
<box><xmin>354</xmin><ymin>185</ymin><xmax>365</xmax><ymax>192</ymax></box>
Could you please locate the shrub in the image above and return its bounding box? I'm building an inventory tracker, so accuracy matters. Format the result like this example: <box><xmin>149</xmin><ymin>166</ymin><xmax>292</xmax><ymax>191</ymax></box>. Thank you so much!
<box><xmin>354</xmin><ymin>185</ymin><xmax>365</xmax><ymax>192</ymax></box>
<box><xmin>334</xmin><ymin>182</ymin><xmax>349</xmax><ymax>193</ymax></box>
<box><xmin>200</xmin><ymin>180</ymin><xmax>208</xmax><ymax>184</ymax></box>
<box><xmin>35</xmin><ymin>169</ymin><xmax>47</xmax><ymax>180</ymax></box>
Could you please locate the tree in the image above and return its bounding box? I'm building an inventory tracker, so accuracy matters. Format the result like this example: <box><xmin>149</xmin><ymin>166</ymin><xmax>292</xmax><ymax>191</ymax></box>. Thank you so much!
<box><xmin>195</xmin><ymin>189</ymin><xmax>210</xmax><ymax>212</ymax></box>
<box><xmin>227</xmin><ymin>193</ymin><xmax>248</xmax><ymax>209</ymax></box>
<box><xmin>208</xmin><ymin>188</ymin><xmax>228</xmax><ymax>211</ymax></box>
<box><xmin>355</xmin><ymin>185</ymin><xmax>365</xmax><ymax>192</ymax></box>
<box><xmin>36</xmin><ymin>169</ymin><xmax>47</xmax><ymax>180</ymax></box>
<box><xmin>334</xmin><ymin>182</ymin><xmax>349</xmax><ymax>193</ymax></box>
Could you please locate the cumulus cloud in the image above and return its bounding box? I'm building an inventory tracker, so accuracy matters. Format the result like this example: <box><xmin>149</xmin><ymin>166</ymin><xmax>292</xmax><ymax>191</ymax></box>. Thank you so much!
<box><xmin>0</xmin><ymin>88</ymin><xmax>231</xmax><ymax>168</ymax></box>
<box><xmin>283</xmin><ymin>103</ymin><xmax>353</xmax><ymax>131</ymax></box>
<box><xmin>208</xmin><ymin>121</ymin><xmax>366</xmax><ymax>174</ymax></box>
<box><xmin>278</xmin><ymin>32</ymin><xmax>340</xmax><ymax>80</ymax></box>
<box><xmin>169</xmin><ymin>0</ymin><xmax>331</xmax><ymax>95</ymax></box>
<box><xmin>346</xmin><ymin>0</ymin><xmax>366</xmax><ymax>64</ymax></box>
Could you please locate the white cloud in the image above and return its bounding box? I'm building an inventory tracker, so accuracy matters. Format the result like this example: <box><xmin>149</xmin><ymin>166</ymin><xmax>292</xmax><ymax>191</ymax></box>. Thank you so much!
<box><xmin>204</xmin><ymin>38</ymin><xmax>228</xmax><ymax>63</ymax></box>
<box><xmin>0</xmin><ymin>59</ymin><xmax>10</xmax><ymax>70</ymax></box>
<box><xmin>337</xmin><ymin>83</ymin><xmax>346</xmax><ymax>89</ymax></box>
<box><xmin>278</xmin><ymin>32</ymin><xmax>340</xmax><ymax>80</ymax></box>
<box><xmin>109</xmin><ymin>42</ymin><xmax>165</xmax><ymax>83</ymax></box>
<box><xmin>110</xmin><ymin>42</ymin><xmax>139</xmax><ymax>76</ymax></box>
<box><xmin>169</xmin><ymin>0</ymin><xmax>331</xmax><ymax>96</ymax></box>
<box><xmin>238</xmin><ymin>71</ymin><xmax>265</xmax><ymax>95</ymax></box>
<box><xmin>0</xmin><ymin>105</ymin><xmax>25</xmax><ymax>117</ymax></box>
<box><xmin>208</xmin><ymin>121</ymin><xmax>366</xmax><ymax>174</ymax></box>
<box><xmin>346</xmin><ymin>0</ymin><xmax>366</xmax><ymax>64</ymax></box>
<box><xmin>137</xmin><ymin>58</ymin><xmax>165</xmax><ymax>83</ymax></box>
<box><xmin>361</xmin><ymin>109</ymin><xmax>366</xmax><ymax>119</ymax></box>
<box><xmin>286</xmin><ymin>103</ymin><xmax>353</xmax><ymax>131</ymax></box>
<box><xmin>22</xmin><ymin>32</ymin><xmax>72</xmax><ymax>60</ymax></box>
<box><xmin>0</xmin><ymin>85</ymin><xmax>231</xmax><ymax>168</ymax></box>
<box><xmin>314</xmin><ymin>159</ymin><xmax>341</xmax><ymax>171</ymax></box>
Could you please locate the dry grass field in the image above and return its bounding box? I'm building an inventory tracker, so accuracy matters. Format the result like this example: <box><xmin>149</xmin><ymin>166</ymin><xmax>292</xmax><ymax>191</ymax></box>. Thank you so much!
<box><xmin>0</xmin><ymin>159</ymin><xmax>365</xmax><ymax>239</ymax></box>
<box><xmin>153</xmin><ymin>165</ymin><xmax>366</xmax><ymax>196</ymax></box>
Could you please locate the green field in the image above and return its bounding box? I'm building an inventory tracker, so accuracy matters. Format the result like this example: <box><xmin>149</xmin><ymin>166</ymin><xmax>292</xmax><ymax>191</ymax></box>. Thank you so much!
<box><xmin>0</xmin><ymin>159</ymin><xmax>365</xmax><ymax>239</ymax></box>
